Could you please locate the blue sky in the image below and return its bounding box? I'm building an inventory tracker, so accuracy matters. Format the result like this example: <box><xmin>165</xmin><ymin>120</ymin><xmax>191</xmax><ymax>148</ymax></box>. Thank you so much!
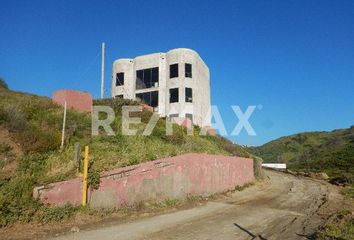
<box><xmin>0</xmin><ymin>0</ymin><xmax>353</xmax><ymax>146</ymax></box>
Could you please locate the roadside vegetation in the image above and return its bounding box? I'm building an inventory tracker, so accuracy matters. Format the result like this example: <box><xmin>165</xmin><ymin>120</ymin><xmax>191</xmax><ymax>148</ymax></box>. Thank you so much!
<box><xmin>316</xmin><ymin>210</ymin><xmax>354</xmax><ymax>240</ymax></box>
<box><xmin>340</xmin><ymin>185</ymin><xmax>354</xmax><ymax>199</ymax></box>
<box><xmin>0</xmin><ymin>81</ymin><xmax>257</xmax><ymax>227</ymax></box>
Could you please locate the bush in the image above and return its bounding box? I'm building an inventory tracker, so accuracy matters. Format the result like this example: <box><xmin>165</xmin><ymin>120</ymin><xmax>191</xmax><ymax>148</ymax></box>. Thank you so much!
<box><xmin>18</xmin><ymin>153</ymin><xmax>48</xmax><ymax>183</ymax></box>
<box><xmin>37</xmin><ymin>204</ymin><xmax>79</xmax><ymax>223</ymax></box>
<box><xmin>340</xmin><ymin>185</ymin><xmax>354</xmax><ymax>199</ymax></box>
<box><xmin>0</xmin><ymin>143</ymin><xmax>15</xmax><ymax>169</ymax></box>
<box><xmin>0</xmin><ymin>78</ymin><xmax>8</xmax><ymax>89</ymax></box>
<box><xmin>0</xmin><ymin>176</ymin><xmax>40</xmax><ymax>226</ymax></box>
<box><xmin>1</xmin><ymin>105</ymin><xmax>27</xmax><ymax>132</ymax></box>
<box><xmin>88</xmin><ymin>162</ymin><xmax>100</xmax><ymax>190</ymax></box>
<box><xmin>162</xmin><ymin>125</ymin><xmax>186</xmax><ymax>145</ymax></box>
<box><xmin>14</xmin><ymin>127</ymin><xmax>61</xmax><ymax>153</ymax></box>
<box><xmin>316</xmin><ymin>210</ymin><xmax>354</xmax><ymax>240</ymax></box>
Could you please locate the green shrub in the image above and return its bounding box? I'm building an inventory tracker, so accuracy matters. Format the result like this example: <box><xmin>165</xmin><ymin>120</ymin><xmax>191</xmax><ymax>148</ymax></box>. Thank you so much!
<box><xmin>37</xmin><ymin>204</ymin><xmax>79</xmax><ymax>223</ymax></box>
<box><xmin>0</xmin><ymin>176</ymin><xmax>40</xmax><ymax>226</ymax></box>
<box><xmin>162</xmin><ymin>198</ymin><xmax>180</xmax><ymax>207</ymax></box>
<box><xmin>18</xmin><ymin>153</ymin><xmax>49</xmax><ymax>183</ymax></box>
<box><xmin>0</xmin><ymin>143</ymin><xmax>15</xmax><ymax>169</ymax></box>
<box><xmin>1</xmin><ymin>105</ymin><xmax>27</xmax><ymax>132</ymax></box>
<box><xmin>0</xmin><ymin>78</ymin><xmax>8</xmax><ymax>89</ymax></box>
<box><xmin>162</xmin><ymin>126</ymin><xmax>186</xmax><ymax>145</ymax></box>
<box><xmin>340</xmin><ymin>185</ymin><xmax>354</xmax><ymax>199</ymax></box>
<box><xmin>316</xmin><ymin>210</ymin><xmax>354</xmax><ymax>240</ymax></box>
<box><xmin>125</xmin><ymin>157</ymin><xmax>139</xmax><ymax>166</ymax></box>
<box><xmin>88</xmin><ymin>162</ymin><xmax>100</xmax><ymax>190</ymax></box>
<box><xmin>0</xmin><ymin>143</ymin><xmax>12</xmax><ymax>155</ymax></box>
<box><xmin>14</xmin><ymin>127</ymin><xmax>61</xmax><ymax>153</ymax></box>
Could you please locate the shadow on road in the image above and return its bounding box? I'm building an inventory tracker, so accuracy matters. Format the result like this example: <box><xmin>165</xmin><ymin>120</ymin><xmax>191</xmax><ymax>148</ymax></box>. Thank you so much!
<box><xmin>233</xmin><ymin>223</ymin><xmax>268</xmax><ymax>240</ymax></box>
<box><xmin>296</xmin><ymin>232</ymin><xmax>316</xmax><ymax>240</ymax></box>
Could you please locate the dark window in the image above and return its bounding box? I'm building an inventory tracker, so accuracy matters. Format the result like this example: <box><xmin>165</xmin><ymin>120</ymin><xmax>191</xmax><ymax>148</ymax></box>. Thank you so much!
<box><xmin>185</xmin><ymin>113</ymin><xmax>193</xmax><ymax>122</ymax></box>
<box><xmin>185</xmin><ymin>88</ymin><xmax>192</xmax><ymax>102</ymax></box>
<box><xmin>152</xmin><ymin>67</ymin><xmax>158</xmax><ymax>86</ymax></box>
<box><xmin>170</xmin><ymin>64</ymin><xmax>178</xmax><ymax>78</ymax></box>
<box><xmin>136</xmin><ymin>70</ymin><xmax>144</xmax><ymax>89</ymax></box>
<box><xmin>169</xmin><ymin>88</ymin><xmax>179</xmax><ymax>103</ymax></box>
<box><xmin>185</xmin><ymin>63</ymin><xmax>192</xmax><ymax>78</ymax></box>
<box><xmin>116</xmin><ymin>72</ymin><xmax>124</xmax><ymax>86</ymax></box>
<box><xmin>136</xmin><ymin>67</ymin><xmax>159</xmax><ymax>89</ymax></box>
<box><xmin>169</xmin><ymin>114</ymin><xmax>179</xmax><ymax>119</ymax></box>
<box><xmin>143</xmin><ymin>69</ymin><xmax>151</xmax><ymax>88</ymax></box>
<box><xmin>136</xmin><ymin>91</ymin><xmax>158</xmax><ymax>107</ymax></box>
<box><xmin>116</xmin><ymin>94</ymin><xmax>123</xmax><ymax>98</ymax></box>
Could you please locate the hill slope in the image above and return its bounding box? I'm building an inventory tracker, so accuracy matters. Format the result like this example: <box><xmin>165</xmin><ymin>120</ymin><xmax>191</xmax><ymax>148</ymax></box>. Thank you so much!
<box><xmin>248</xmin><ymin>127</ymin><xmax>354</xmax><ymax>181</ymax></box>
<box><xmin>0</xmin><ymin>85</ymin><xmax>253</xmax><ymax>226</ymax></box>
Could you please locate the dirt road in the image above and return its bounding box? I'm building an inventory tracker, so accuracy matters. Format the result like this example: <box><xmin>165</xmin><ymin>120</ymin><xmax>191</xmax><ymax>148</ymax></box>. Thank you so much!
<box><xmin>50</xmin><ymin>170</ymin><xmax>330</xmax><ymax>240</ymax></box>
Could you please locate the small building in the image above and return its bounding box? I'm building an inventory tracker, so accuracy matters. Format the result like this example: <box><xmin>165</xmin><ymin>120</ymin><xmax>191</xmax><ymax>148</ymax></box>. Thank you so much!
<box><xmin>111</xmin><ymin>48</ymin><xmax>211</xmax><ymax>127</ymax></box>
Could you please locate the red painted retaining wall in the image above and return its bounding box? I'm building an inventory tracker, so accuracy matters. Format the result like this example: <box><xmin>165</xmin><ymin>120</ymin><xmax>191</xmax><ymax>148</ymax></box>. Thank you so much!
<box><xmin>52</xmin><ymin>90</ymin><xmax>92</xmax><ymax>112</ymax></box>
<box><xmin>34</xmin><ymin>153</ymin><xmax>254</xmax><ymax>208</ymax></box>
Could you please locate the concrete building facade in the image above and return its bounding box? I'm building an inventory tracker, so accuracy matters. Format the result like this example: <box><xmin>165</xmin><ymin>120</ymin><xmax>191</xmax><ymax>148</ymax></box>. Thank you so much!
<box><xmin>111</xmin><ymin>48</ymin><xmax>211</xmax><ymax>127</ymax></box>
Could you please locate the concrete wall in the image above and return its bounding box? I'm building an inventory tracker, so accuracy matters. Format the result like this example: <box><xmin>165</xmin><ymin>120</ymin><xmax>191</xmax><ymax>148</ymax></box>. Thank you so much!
<box><xmin>112</xmin><ymin>48</ymin><xmax>211</xmax><ymax>127</ymax></box>
<box><xmin>34</xmin><ymin>153</ymin><xmax>254</xmax><ymax>208</ymax></box>
<box><xmin>52</xmin><ymin>90</ymin><xmax>92</xmax><ymax>112</ymax></box>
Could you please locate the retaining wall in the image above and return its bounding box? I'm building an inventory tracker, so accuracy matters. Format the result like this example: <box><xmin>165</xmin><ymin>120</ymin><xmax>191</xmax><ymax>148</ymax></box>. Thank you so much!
<box><xmin>34</xmin><ymin>153</ymin><xmax>254</xmax><ymax>208</ymax></box>
<box><xmin>52</xmin><ymin>90</ymin><xmax>92</xmax><ymax>112</ymax></box>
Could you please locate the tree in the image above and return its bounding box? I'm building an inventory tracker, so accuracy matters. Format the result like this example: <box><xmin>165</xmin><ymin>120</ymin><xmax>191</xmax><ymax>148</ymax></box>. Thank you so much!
<box><xmin>0</xmin><ymin>78</ymin><xmax>8</xmax><ymax>89</ymax></box>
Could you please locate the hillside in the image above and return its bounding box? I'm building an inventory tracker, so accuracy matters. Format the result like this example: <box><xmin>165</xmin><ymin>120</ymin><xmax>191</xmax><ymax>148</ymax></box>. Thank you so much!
<box><xmin>248</xmin><ymin>127</ymin><xmax>354</xmax><ymax>182</ymax></box>
<box><xmin>0</xmin><ymin>83</ymin><xmax>254</xmax><ymax>226</ymax></box>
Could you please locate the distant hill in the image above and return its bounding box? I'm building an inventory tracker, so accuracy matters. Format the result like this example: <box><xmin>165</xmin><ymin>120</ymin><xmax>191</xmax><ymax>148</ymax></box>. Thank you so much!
<box><xmin>248</xmin><ymin>127</ymin><xmax>354</xmax><ymax>182</ymax></box>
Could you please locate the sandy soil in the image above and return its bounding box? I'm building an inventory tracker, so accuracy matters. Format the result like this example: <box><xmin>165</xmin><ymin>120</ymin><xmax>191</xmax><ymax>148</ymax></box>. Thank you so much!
<box><xmin>39</xmin><ymin>170</ymin><xmax>348</xmax><ymax>240</ymax></box>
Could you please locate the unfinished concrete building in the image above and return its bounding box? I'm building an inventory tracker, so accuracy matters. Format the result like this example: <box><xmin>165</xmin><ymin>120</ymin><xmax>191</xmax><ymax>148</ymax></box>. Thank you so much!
<box><xmin>111</xmin><ymin>48</ymin><xmax>211</xmax><ymax>127</ymax></box>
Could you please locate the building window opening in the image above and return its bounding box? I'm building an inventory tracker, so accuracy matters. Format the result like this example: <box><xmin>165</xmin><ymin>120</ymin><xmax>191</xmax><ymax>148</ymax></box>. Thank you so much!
<box><xmin>185</xmin><ymin>113</ymin><xmax>193</xmax><ymax>122</ymax></box>
<box><xmin>169</xmin><ymin>113</ymin><xmax>179</xmax><ymax>119</ymax></box>
<box><xmin>169</xmin><ymin>88</ymin><xmax>179</xmax><ymax>103</ymax></box>
<box><xmin>185</xmin><ymin>63</ymin><xmax>192</xmax><ymax>78</ymax></box>
<box><xmin>185</xmin><ymin>88</ymin><xmax>193</xmax><ymax>102</ymax></box>
<box><xmin>170</xmin><ymin>64</ymin><xmax>178</xmax><ymax>78</ymax></box>
<box><xmin>136</xmin><ymin>67</ymin><xmax>159</xmax><ymax>90</ymax></box>
<box><xmin>116</xmin><ymin>72</ymin><xmax>124</xmax><ymax>86</ymax></box>
<box><xmin>136</xmin><ymin>91</ymin><xmax>158</xmax><ymax>107</ymax></box>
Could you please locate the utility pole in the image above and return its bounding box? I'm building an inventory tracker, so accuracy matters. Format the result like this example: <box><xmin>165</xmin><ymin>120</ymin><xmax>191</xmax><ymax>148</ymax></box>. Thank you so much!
<box><xmin>100</xmin><ymin>42</ymin><xmax>105</xmax><ymax>99</ymax></box>
<box><xmin>60</xmin><ymin>101</ymin><xmax>67</xmax><ymax>150</ymax></box>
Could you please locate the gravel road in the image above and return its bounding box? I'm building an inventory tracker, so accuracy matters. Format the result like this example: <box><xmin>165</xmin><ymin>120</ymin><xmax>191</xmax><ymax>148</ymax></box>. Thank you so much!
<box><xmin>50</xmin><ymin>170</ymin><xmax>329</xmax><ymax>240</ymax></box>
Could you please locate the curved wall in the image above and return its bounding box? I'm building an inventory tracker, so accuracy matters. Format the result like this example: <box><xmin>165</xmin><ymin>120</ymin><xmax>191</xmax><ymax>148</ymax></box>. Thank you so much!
<box><xmin>111</xmin><ymin>48</ymin><xmax>211</xmax><ymax>127</ymax></box>
<box><xmin>34</xmin><ymin>153</ymin><xmax>254</xmax><ymax>208</ymax></box>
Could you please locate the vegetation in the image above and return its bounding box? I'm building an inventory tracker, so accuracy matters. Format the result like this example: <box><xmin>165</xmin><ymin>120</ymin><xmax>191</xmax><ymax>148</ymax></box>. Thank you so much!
<box><xmin>316</xmin><ymin>210</ymin><xmax>354</xmax><ymax>240</ymax></box>
<box><xmin>0</xmin><ymin>84</ymin><xmax>254</xmax><ymax>227</ymax></box>
<box><xmin>0</xmin><ymin>78</ymin><xmax>8</xmax><ymax>89</ymax></box>
<box><xmin>247</xmin><ymin>127</ymin><xmax>354</xmax><ymax>183</ymax></box>
<box><xmin>340</xmin><ymin>185</ymin><xmax>354</xmax><ymax>199</ymax></box>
